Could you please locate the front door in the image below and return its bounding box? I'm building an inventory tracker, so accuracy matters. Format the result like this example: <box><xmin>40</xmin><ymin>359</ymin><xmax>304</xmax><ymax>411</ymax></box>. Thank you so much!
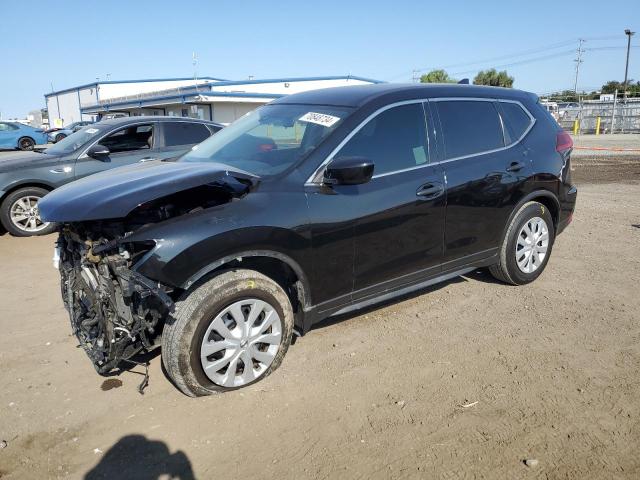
<box><xmin>328</xmin><ymin>102</ymin><xmax>445</xmax><ymax>300</ymax></box>
<box><xmin>74</xmin><ymin>123</ymin><xmax>158</xmax><ymax>179</ymax></box>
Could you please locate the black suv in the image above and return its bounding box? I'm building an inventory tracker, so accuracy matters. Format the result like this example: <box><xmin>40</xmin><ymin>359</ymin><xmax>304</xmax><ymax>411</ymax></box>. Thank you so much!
<box><xmin>0</xmin><ymin>116</ymin><xmax>221</xmax><ymax>236</ymax></box>
<box><xmin>39</xmin><ymin>84</ymin><xmax>577</xmax><ymax>396</ymax></box>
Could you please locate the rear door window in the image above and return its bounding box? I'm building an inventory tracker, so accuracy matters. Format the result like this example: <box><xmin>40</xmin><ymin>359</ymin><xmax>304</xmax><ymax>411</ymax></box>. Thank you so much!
<box><xmin>0</xmin><ymin>122</ymin><xmax>18</xmax><ymax>131</ymax></box>
<box><xmin>499</xmin><ymin>102</ymin><xmax>532</xmax><ymax>142</ymax></box>
<box><xmin>436</xmin><ymin>100</ymin><xmax>504</xmax><ymax>159</ymax></box>
<box><xmin>337</xmin><ymin>103</ymin><xmax>428</xmax><ymax>175</ymax></box>
<box><xmin>164</xmin><ymin>122</ymin><xmax>212</xmax><ymax>147</ymax></box>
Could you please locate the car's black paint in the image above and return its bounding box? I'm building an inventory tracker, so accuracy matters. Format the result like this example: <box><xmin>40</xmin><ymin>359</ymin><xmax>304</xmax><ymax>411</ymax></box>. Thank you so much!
<box><xmin>39</xmin><ymin>160</ymin><xmax>258</xmax><ymax>221</ymax></box>
<box><xmin>46</xmin><ymin>84</ymin><xmax>576</xmax><ymax>333</ymax></box>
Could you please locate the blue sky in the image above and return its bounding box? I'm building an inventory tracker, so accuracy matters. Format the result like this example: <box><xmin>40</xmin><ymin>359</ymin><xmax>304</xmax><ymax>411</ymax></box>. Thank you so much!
<box><xmin>0</xmin><ymin>0</ymin><xmax>638</xmax><ymax>118</ymax></box>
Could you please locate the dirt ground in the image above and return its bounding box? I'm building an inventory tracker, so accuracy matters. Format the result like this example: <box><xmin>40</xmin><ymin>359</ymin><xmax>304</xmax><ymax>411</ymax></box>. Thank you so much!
<box><xmin>1</xmin><ymin>156</ymin><xmax>640</xmax><ymax>479</ymax></box>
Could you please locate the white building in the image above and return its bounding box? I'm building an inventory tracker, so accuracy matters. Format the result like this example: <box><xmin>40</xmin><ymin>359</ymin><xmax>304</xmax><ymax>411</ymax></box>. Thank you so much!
<box><xmin>45</xmin><ymin>75</ymin><xmax>382</xmax><ymax>127</ymax></box>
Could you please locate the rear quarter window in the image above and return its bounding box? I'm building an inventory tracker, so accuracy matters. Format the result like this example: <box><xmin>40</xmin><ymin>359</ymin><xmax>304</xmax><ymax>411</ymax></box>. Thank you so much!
<box><xmin>499</xmin><ymin>102</ymin><xmax>533</xmax><ymax>141</ymax></box>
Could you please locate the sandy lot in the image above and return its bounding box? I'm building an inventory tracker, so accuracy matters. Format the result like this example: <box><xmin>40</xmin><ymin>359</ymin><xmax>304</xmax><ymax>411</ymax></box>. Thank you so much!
<box><xmin>1</xmin><ymin>156</ymin><xmax>640</xmax><ymax>479</ymax></box>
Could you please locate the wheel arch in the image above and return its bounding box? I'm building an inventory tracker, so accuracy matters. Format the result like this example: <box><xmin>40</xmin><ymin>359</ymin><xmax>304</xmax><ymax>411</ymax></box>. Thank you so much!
<box><xmin>502</xmin><ymin>190</ymin><xmax>560</xmax><ymax>239</ymax></box>
<box><xmin>0</xmin><ymin>182</ymin><xmax>55</xmax><ymax>205</ymax></box>
<box><xmin>181</xmin><ymin>250</ymin><xmax>313</xmax><ymax>315</ymax></box>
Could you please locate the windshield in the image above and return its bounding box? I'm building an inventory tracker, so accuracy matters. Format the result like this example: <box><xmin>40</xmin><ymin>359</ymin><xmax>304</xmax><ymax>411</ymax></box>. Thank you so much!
<box><xmin>180</xmin><ymin>104</ymin><xmax>351</xmax><ymax>176</ymax></box>
<box><xmin>45</xmin><ymin>125</ymin><xmax>104</xmax><ymax>155</ymax></box>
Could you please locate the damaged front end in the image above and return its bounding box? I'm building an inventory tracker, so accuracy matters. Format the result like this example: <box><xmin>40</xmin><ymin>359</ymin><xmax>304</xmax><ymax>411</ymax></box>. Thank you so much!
<box><xmin>57</xmin><ymin>227</ymin><xmax>173</xmax><ymax>375</ymax></box>
<box><xmin>39</xmin><ymin>161</ymin><xmax>259</xmax><ymax>376</ymax></box>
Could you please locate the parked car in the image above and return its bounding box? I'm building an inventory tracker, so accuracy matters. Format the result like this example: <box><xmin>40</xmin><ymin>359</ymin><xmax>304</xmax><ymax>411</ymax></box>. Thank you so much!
<box><xmin>47</xmin><ymin>121</ymin><xmax>95</xmax><ymax>143</ymax></box>
<box><xmin>0</xmin><ymin>121</ymin><xmax>48</xmax><ymax>151</ymax></box>
<box><xmin>0</xmin><ymin>117</ymin><xmax>221</xmax><ymax>236</ymax></box>
<box><xmin>39</xmin><ymin>84</ymin><xmax>577</xmax><ymax>396</ymax></box>
<box><xmin>557</xmin><ymin>102</ymin><xmax>581</xmax><ymax>120</ymax></box>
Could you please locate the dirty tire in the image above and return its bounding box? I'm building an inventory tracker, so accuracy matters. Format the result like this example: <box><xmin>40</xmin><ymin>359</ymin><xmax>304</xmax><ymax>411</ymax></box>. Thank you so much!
<box><xmin>0</xmin><ymin>186</ymin><xmax>56</xmax><ymax>237</ymax></box>
<box><xmin>489</xmin><ymin>201</ymin><xmax>555</xmax><ymax>285</ymax></box>
<box><xmin>162</xmin><ymin>269</ymin><xmax>294</xmax><ymax>397</ymax></box>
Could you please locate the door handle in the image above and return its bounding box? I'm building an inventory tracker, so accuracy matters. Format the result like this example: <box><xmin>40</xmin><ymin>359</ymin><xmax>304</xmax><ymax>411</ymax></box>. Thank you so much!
<box><xmin>506</xmin><ymin>161</ymin><xmax>525</xmax><ymax>172</ymax></box>
<box><xmin>139</xmin><ymin>157</ymin><xmax>156</xmax><ymax>163</ymax></box>
<box><xmin>416</xmin><ymin>182</ymin><xmax>444</xmax><ymax>199</ymax></box>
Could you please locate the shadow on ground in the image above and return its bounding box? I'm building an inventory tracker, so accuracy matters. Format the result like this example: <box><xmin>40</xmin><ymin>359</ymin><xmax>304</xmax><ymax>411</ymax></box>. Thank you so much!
<box><xmin>84</xmin><ymin>434</ymin><xmax>195</xmax><ymax>479</ymax></box>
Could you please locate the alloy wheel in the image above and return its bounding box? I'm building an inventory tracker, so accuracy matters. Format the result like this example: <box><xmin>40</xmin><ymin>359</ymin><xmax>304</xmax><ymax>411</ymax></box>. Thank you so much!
<box><xmin>200</xmin><ymin>299</ymin><xmax>282</xmax><ymax>388</ymax></box>
<box><xmin>515</xmin><ymin>216</ymin><xmax>549</xmax><ymax>274</ymax></box>
<box><xmin>19</xmin><ymin>138</ymin><xmax>34</xmax><ymax>150</ymax></box>
<box><xmin>9</xmin><ymin>196</ymin><xmax>49</xmax><ymax>233</ymax></box>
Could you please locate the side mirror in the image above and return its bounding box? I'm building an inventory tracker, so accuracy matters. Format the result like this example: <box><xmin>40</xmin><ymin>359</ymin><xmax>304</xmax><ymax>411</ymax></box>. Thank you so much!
<box><xmin>324</xmin><ymin>156</ymin><xmax>374</xmax><ymax>186</ymax></box>
<box><xmin>87</xmin><ymin>144</ymin><xmax>110</xmax><ymax>160</ymax></box>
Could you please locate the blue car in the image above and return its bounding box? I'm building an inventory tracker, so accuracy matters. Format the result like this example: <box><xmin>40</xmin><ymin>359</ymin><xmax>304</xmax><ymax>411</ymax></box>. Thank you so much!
<box><xmin>0</xmin><ymin>121</ymin><xmax>48</xmax><ymax>151</ymax></box>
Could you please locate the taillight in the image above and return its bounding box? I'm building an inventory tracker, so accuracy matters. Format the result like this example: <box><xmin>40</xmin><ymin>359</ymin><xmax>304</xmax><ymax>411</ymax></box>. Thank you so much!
<box><xmin>556</xmin><ymin>131</ymin><xmax>573</xmax><ymax>152</ymax></box>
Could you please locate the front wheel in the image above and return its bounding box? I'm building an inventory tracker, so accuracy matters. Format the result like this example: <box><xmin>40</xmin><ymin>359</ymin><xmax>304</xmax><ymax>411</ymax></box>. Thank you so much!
<box><xmin>0</xmin><ymin>187</ymin><xmax>56</xmax><ymax>236</ymax></box>
<box><xmin>54</xmin><ymin>133</ymin><xmax>67</xmax><ymax>143</ymax></box>
<box><xmin>162</xmin><ymin>269</ymin><xmax>294</xmax><ymax>396</ymax></box>
<box><xmin>489</xmin><ymin>201</ymin><xmax>555</xmax><ymax>285</ymax></box>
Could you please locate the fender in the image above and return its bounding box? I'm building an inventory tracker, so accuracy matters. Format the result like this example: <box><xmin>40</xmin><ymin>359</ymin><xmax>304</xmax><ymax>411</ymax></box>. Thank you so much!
<box><xmin>501</xmin><ymin>189</ymin><xmax>560</xmax><ymax>240</ymax></box>
<box><xmin>0</xmin><ymin>179</ymin><xmax>56</xmax><ymax>200</ymax></box>
<box><xmin>181</xmin><ymin>249</ymin><xmax>313</xmax><ymax>308</ymax></box>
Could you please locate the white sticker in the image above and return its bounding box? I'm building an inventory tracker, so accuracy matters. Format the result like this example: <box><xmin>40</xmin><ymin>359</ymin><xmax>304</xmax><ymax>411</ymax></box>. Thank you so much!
<box><xmin>85</xmin><ymin>128</ymin><xmax>99</xmax><ymax>134</ymax></box>
<box><xmin>299</xmin><ymin>112</ymin><xmax>341</xmax><ymax>128</ymax></box>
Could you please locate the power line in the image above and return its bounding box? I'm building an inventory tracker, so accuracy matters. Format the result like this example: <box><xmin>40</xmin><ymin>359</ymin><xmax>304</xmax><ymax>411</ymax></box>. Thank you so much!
<box><xmin>384</xmin><ymin>34</ymin><xmax>635</xmax><ymax>82</ymax></box>
<box><xmin>449</xmin><ymin>49</ymin><xmax>576</xmax><ymax>76</ymax></box>
<box><xmin>415</xmin><ymin>39</ymin><xmax>577</xmax><ymax>73</ymax></box>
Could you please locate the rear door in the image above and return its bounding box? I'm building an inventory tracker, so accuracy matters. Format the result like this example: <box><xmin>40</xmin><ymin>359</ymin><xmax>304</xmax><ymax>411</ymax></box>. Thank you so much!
<box><xmin>156</xmin><ymin>121</ymin><xmax>216</xmax><ymax>160</ymax></box>
<box><xmin>74</xmin><ymin>122</ymin><xmax>158</xmax><ymax>179</ymax></box>
<box><xmin>433</xmin><ymin>98</ymin><xmax>532</xmax><ymax>268</ymax></box>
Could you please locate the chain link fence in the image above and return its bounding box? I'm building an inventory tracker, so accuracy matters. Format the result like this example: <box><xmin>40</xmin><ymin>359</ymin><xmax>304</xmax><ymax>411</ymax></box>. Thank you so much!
<box><xmin>557</xmin><ymin>102</ymin><xmax>640</xmax><ymax>134</ymax></box>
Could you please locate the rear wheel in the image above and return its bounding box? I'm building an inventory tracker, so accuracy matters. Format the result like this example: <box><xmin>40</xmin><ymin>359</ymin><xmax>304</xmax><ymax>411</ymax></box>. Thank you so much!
<box><xmin>162</xmin><ymin>269</ymin><xmax>294</xmax><ymax>396</ymax></box>
<box><xmin>489</xmin><ymin>201</ymin><xmax>555</xmax><ymax>285</ymax></box>
<box><xmin>0</xmin><ymin>187</ymin><xmax>56</xmax><ymax>236</ymax></box>
<box><xmin>18</xmin><ymin>137</ymin><xmax>35</xmax><ymax>151</ymax></box>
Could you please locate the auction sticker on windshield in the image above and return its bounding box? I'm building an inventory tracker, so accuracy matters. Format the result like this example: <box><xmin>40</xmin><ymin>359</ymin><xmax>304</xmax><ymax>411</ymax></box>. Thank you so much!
<box><xmin>299</xmin><ymin>112</ymin><xmax>341</xmax><ymax>128</ymax></box>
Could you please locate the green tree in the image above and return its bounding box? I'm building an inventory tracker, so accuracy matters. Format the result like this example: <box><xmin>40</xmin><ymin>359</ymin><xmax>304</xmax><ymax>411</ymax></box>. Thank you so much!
<box><xmin>601</xmin><ymin>80</ymin><xmax>623</xmax><ymax>94</ymax></box>
<box><xmin>473</xmin><ymin>69</ymin><xmax>514</xmax><ymax>88</ymax></box>
<box><xmin>420</xmin><ymin>69</ymin><xmax>456</xmax><ymax>83</ymax></box>
<box><xmin>601</xmin><ymin>80</ymin><xmax>640</xmax><ymax>96</ymax></box>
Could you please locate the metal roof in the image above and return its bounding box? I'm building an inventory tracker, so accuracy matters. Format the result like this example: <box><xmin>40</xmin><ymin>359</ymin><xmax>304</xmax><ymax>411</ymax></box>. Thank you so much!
<box><xmin>44</xmin><ymin>76</ymin><xmax>228</xmax><ymax>97</ymax></box>
<box><xmin>46</xmin><ymin>75</ymin><xmax>382</xmax><ymax>98</ymax></box>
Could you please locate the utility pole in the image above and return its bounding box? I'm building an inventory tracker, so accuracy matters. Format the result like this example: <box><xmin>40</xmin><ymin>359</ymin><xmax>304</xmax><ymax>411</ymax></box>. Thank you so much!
<box><xmin>412</xmin><ymin>69</ymin><xmax>420</xmax><ymax>83</ymax></box>
<box><xmin>192</xmin><ymin>51</ymin><xmax>199</xmax><ymax>92</ymax></box>
<box><xmin>573</xmin><ymin>38</ymin><xmax>585</xmax><ymax>97</ymax></box>
<box><xmin>623</xmin><ymin>29</ymin><xmax>635</xmax><ymax>101</ymax></box>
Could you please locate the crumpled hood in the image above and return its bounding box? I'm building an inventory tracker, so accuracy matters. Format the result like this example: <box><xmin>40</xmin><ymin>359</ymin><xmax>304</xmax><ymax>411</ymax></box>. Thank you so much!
<box><xmin>39</xmin><ymin>160</ymin><xmax>258</xmax><ymax>222</ymax></box>
<box><xmin>0</xmin><ymin>151</ymin><xmax>60</xmax><ymax>173</ymax></box>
